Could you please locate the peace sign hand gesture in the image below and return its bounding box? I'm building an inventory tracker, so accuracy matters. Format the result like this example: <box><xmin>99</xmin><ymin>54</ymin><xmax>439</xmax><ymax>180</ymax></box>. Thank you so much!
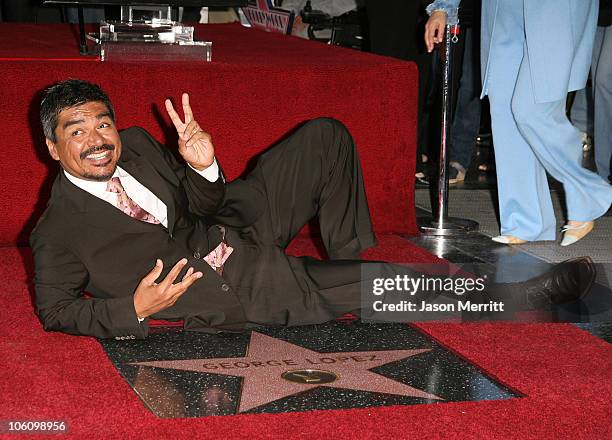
<box><xmin>165</xmin><ymin>93</ymin><xmax>215</xmax><ymax>171</ymax></box>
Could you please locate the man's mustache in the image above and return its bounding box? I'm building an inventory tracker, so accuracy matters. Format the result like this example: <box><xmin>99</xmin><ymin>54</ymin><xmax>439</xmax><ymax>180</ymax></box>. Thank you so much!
<box><xmin>80</xmin><ymin>144</ymin><xmax>115</xmax><ymax>160</ymax></box>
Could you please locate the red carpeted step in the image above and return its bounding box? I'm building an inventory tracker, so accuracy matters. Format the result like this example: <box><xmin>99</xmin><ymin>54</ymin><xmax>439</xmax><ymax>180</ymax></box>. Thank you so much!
<box><xmin>0</xmin><ymin>24</ymin><xmax>419</xmax><ymax>247</ymax></box>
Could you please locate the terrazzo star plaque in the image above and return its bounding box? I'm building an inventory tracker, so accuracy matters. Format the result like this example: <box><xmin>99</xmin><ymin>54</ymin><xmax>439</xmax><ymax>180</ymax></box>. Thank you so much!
<box><xmin>133</xmin><ymin>332</ymin><xmax>441</xmax><ymax>412</ymax></box>
<box><xmin>100</xmin><ymin>321</ymin><xmax>520</xmax><ymax>417</ymax></box>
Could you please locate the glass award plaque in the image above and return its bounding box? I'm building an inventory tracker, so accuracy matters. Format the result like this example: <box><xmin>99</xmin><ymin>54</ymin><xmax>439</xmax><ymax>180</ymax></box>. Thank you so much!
<box><xmin>88</xmin><ymin>19</ymin><xmax>212</xmax><ymax>62</ymax></box>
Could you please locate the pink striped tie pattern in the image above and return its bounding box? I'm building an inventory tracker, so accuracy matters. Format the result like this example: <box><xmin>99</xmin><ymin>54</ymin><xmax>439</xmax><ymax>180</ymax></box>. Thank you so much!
<box><xmin>106</xmin><ymin>176</ymin><xmax>234</xmax><ymax>273</ymax></box>
<box><xmin>203</xmin><ymin>241</ymin><xmax>234</xmax><ymax>275</ymax></box>
<box><xmin>106</xmin><ymin>177</ymin><xmax>161</xmax><ymax>225</ymax></box>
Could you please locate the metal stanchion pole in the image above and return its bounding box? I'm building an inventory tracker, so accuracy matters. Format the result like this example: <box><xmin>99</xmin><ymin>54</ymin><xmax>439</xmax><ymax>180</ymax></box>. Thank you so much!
<box><xmin>77</xmin><ymin>5</ymin><xmax>89</xmax><ymax>56</ymax></box>
<box><xmin>418</xmin><ymin>23</ymin><xmax>478</xmax><ymax>236</ymax></box>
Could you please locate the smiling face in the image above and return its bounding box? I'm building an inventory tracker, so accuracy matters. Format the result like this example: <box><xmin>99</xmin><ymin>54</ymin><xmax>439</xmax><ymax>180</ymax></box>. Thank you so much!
<box><xmin>46</xmin><ymin>101</ymin><xmax>122</xmax><ymax>182</ymax></box>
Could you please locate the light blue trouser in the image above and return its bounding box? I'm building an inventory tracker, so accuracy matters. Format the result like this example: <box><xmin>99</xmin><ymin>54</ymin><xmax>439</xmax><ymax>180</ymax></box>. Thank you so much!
<box><xmin>485</xmin><ymin>0</ymin><xmax>612</xmax><ymax>241</ymax></box>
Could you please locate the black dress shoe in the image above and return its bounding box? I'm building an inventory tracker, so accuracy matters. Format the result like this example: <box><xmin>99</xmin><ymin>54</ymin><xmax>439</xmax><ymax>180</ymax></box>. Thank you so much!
<box><xmin>517</xmin><ymin>257</ymin><xmax>596</xmax><ymax>309</ymax></box>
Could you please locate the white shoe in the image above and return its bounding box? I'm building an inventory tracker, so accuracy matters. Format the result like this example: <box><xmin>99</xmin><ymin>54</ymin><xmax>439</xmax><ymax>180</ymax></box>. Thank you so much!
<box><xmin>560</xmin><ymin>221</ymin><xmax>594</xmax><ymax>246</ymax></box>
<box><xmin>581</xmin><ymin>132</ymin><xmax>593</xmax><ymax>152</ymax></box>
<box><xmin>492</xmin><ymin>235</ymin><xmax>528</xmax><ymax>245</ymax></box>
<box><xmin>448</xmin><ymin>161</ymin><xmax>466</xmax><ymax>185</ymax></box>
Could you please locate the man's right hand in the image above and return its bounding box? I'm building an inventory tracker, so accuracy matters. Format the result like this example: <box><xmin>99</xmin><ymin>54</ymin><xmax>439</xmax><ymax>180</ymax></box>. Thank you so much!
<box><xmin>424</xmin><ymin>10</ymin><xmax>448</xmax><ymax>53</ymax></box>
<box><xmin>133</xmin><ymin>258</ymin><xmax>203</xmax><ymax>320</ymax></box>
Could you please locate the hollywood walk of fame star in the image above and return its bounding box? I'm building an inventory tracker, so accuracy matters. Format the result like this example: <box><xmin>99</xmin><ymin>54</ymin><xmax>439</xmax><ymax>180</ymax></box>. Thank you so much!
<box><xmin>132</xmin><ymin>332</ymin><xmax>443</xmax><ymax>413</ymax></box>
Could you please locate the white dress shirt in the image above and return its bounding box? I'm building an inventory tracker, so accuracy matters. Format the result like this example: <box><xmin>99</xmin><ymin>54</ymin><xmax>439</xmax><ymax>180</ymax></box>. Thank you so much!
<box><xmin>64</xmin><ymin>159</ymin><xmax>220</xmax><ymax>228</ymax></box>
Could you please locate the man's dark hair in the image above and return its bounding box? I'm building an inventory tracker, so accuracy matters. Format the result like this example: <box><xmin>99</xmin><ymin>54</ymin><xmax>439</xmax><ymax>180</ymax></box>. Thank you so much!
<box><xmin>40</xmin><ymin>79</ymin><xmax>115</xmax><ymax>143</ymax></box>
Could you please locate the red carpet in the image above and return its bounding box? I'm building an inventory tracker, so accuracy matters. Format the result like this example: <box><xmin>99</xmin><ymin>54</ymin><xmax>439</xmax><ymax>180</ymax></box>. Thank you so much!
<box><xmin>1</xmin><ymin>244</ymin><xmax>609</xmax><ymax>440</ymax></box>
<box><xmin>0</xmin><ymin>23</ymin><xmax>418</xmax><ymax>246</ymax></box>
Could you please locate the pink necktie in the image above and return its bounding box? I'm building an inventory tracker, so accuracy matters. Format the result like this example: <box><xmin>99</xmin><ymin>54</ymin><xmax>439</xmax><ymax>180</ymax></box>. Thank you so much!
<box><xmin>203</xmin><ymin>241</ymin><xmax>234</xmax><ymax>275</ymax></box>
<box><xmin>106</xmin><ymin>177</ymin><xmax>161</xmax><ymax>225</ymax></box>
<box><xmin>107</xmin><ymin>177</ymin><xmax>233</xmax><ymax>273</ymax></box>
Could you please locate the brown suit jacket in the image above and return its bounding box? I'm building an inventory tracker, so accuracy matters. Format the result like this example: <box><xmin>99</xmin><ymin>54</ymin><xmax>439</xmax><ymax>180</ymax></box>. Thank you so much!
<box><xmin>30</xmin><ymin>127</ymin><xmax>265</xmax><ymax>340</ymax></box>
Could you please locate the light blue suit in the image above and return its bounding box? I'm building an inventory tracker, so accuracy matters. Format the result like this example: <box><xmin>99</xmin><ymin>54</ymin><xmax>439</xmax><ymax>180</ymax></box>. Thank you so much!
<box><xmin>427</xmin><ymin>0</ymin><xmax>612</xmax><ymax>241</ymax></box>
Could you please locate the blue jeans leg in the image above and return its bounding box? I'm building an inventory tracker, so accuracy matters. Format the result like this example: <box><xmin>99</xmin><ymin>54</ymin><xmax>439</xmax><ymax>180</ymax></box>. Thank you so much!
<box><xmin>570</xmin><ymin>87</ymin><xmax>594</xmax><ymax>137</ymax></box>
<box><xmin>593</xmin><ymin>25</ymin><xmax>612</xmax><ymax>183</ymax></box>
<box><xmin>449</xmin><ymin>27</ymin><xmax>482</xmax><ymax>169</ymax></box>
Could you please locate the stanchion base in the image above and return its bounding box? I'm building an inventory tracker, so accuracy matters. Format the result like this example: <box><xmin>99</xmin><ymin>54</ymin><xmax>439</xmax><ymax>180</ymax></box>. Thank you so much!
<box><xmin>417</xmin><ymin>216</ymin><xmax>479</xmax><ymax>236</ymax></box>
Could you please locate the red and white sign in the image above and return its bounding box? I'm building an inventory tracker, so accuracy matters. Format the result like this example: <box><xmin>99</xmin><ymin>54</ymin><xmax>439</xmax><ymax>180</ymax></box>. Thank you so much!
<box><xmin>242</xmin><ymin>0</ymin><xmax>294</xmax><ymax>35</ymax></box>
